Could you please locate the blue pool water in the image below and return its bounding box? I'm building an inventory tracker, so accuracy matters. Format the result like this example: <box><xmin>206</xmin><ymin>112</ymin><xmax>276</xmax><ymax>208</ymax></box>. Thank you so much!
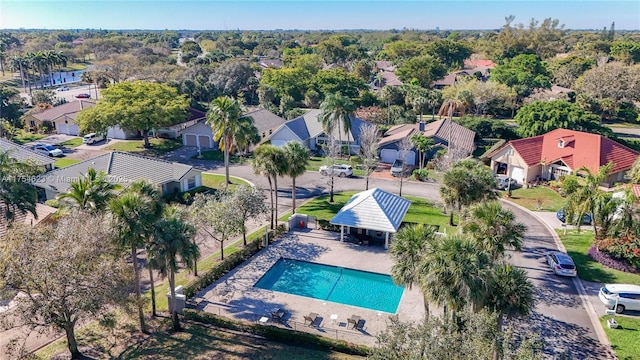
<box><xmin>254</xmin><ymin>258</ymin><xmax>404</xmax><ymax>313</ymax></box>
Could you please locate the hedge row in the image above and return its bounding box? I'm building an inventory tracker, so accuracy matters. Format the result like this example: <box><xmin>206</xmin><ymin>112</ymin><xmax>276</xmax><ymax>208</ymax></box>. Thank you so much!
<box><xmin>588</xmin><ymin>245</ymin><xmax>638</xmax><ymax>273</ymax></box>
<box><xmin>183</xmin><ymin>224</ymin><xmax>287</xmax><ymax>299</ymax></box>
<box><xmin>183</xmin><ymin>309</ymin><xmax>370</xmax><ymax>356</ymax></box>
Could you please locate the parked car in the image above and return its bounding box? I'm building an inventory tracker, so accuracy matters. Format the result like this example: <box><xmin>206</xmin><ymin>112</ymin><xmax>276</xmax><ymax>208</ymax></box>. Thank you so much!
<box><xmin>390</xmin><ymin>159</ymin><xmax>404</xmax><ymax>177</ymax></box>
<box><xmin>75</xmin><ymin>93</ymin><xmax>91</xmax><ymax>98</ymax></box>
<box><xmin>495</xmin><ymin>175</ymin><xmax>517</xmax><ymax>190</ymax></box>
<box><xmin>83</xmin><ymin>132</ymin><xmax>105</xmax><ymax>144</ymax></box>
<box><xmin>556</xmin><ymin>208</ymin><xmax>592</xmax><ymax>225</ymax></box>
<box><xmin>598</xmin><ymin>284</ymin><xmax>640</xmax><ymax>313</ymax></box>
<box><xmin>33</xmin><ymin>144</ymin><xmax>63</xmax><ymax>157</ymax></box>
<box><xmin>545</xmin><ymin>251</ymin><xmax>577</xmax><ymax>277</ymax></box>
<box><xmin>56</xmin><ymin>86</ymin><xmax>70</xmax><ymax>92</ymax></box>
<box><xmin>319</xmin><ymin>164</ymin><xmax>353</xmax><ymax>177</ymax></box>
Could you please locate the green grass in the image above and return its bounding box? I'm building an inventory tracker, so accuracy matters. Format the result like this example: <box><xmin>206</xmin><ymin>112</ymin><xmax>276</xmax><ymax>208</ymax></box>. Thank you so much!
<box><xmin>190</xmin><ymin>150</ymin><xmax>244</xmax><ymax>163</ymax></box>
<box><xmin>105</xmin><ymin>138</ymin><xmax>183</xmax><ymax>157</ymax></box>
<box><xmin>293</xmin><ymin>191</ymin><xmax>455</xmax><ymax>233</ymax></box>
<box><xmin>12</xmin><ymin>131</ymin><xmax>45</xmax><ymax>145</ymax></box>
<box><xmin>558</xmin><ymin>230</ymin><xmax>640</xmax><ymax>286</ymax></box>
<box><xmin>600</xmin><ymin>316</ymin><xmax>640</xmax><ymax>360</ymax></box>
<box><xmin>59</xmin><ymin>138</ymin><xmax>83</xmax><ymax>147</ymax></box>
<box><xmin>201</xmin><ymin>173</ymin><xmax>250</xmax><ymax>192</ymax></box>
<box><xmin>306</xmin><ymin>157</ymin><xmax>365</xmax><ymax>177</ymax></box>
<box><xmin>54</xmin><ymin>157</ymin><xmax>81</xmax><ymax>168</ymax></box>
<box><xmin>507</xmin><ymin>186</ymin><xmax>565</xmax><ymax>211</ymax></box>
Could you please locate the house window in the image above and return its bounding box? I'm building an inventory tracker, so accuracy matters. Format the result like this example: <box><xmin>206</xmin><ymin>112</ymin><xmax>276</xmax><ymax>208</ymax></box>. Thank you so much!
<box><xmin>187</xmin><ymin>176</ymin><xmax>196</xmax><ymax>190</ymax></box>
<box><xmin>558</xmin><ymin>139</ymin><xmax>565</xmax><ymax>148</ymax></box>
<box><xmin>30</xmin><ymin>120</ymin><xmax>35</xmax><ymax>127</ymax></box>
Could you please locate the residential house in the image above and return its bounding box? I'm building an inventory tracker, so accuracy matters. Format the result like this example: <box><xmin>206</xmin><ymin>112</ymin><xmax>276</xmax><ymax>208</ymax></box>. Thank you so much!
<box><xmin>257</xmin><ymin>58</ymin><xmax>283</xmax><ymax>69</ymax></box>
<box><xmin>432</xmin><ymin>68</ymin><xmax>491</xmax><ymax>89</ymax></box>
<box><xmin>488</xmin><ymin>129</ymin><xmax>639</xmax><ymax>186</ymax></box>
<box><xmin>0</xmin><ymin>138</ymin><xmax>55</xmax><ymax>172</ymax></box>
<box><xmin>0</xmin><ymin>202</ymin><xmax>57</xmax><ymax>238</ymax></box>
<box><xmin>154</xmin><ymin>108</ymin><xmax>206</xmax><ymax>139</ymax></box>
<box><xmin>378</xmin><ymin>119</ymin><xmax>477</xmax><ymax>165</ymax></box>
<box><xmin>24</xmin><ymin>99</ymin><xmax>95</xmax><ymax>135</ymax></box>
<box><xmin>181</xmin><ymin>108</ymin><xmax>287</xmax><ymax>150</ymax></box>
<box><xmin>34</xmin><ymin>151</ymin><xmax>202</xmax><ymax>201</ymax></box>
<box><xmin>372</xmin><ymin>60</ymin><xmax>403</xmax><ymax>90</ymax></box>
<box><xmin>268</xmin><ymin>109</ymin><xmax>371</xmax><ymax>154</ymax></box>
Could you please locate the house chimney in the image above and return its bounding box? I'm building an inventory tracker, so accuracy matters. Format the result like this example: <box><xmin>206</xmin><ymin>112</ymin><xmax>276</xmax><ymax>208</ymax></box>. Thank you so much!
<box><xmin>419</xmin><ymin>121</ymin><xmax>425</xmax><ymax>132</ymax></box>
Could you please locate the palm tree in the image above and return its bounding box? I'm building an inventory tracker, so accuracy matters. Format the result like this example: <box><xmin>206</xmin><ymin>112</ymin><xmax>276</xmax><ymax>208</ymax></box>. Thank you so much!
<box><xmin>233</xmin><ymin>116</ymin><xmax>260</xmax><ymax>155</ymax></box>
<box><xmin>390</xmin><ymin>224</ymin><xmax>437</xmax><ymax>318</ymax></box>
<box><xmin>320</xmin><ymin>93</ymin><xmax>356</xmax><ymax>154</ymax></box>
<box><xmin>422</xmin><ymin>234</ymin><xmax>490</xmax><ymax>321</ymax></box>
<box><xmin>251</xmin><ymin>144</ymin><xmax>287</xmax><ymax>229</ymax></box>
<box><xmin>461</xmin><ymin>201</ymin><xmax>526</xmax><ymax>262</ymax></box>
<box><xmin>109</xmin><ymin>180</ymin><xmax>164</xmax><ymax>333</ymax></box>
<box><xmin>411</xmin><ymin>133</ymin><xmax>435</xmax><ymax>170</ymax></box>
<box><xmin>282</xmin><ymin>141</ymin><xmax>309</xmax><ymax>215</ymax></box>
<box><xmin>484</xmin><ymin>263</ymin><xmax>535</xmax><ymax>360</ymax></box>
<box><xmin>10</xmin><ymin>55</ymin><xmax>27</xmax><ymax>90</ymax></box>
<box><xmin>565</xmin><ymin>162</ymin><xmax>613</xmax><ymax>238</ymax></box>
<box><xmin>57</xmin><ymin>168</ymin><xmax>121</xmax><ymax>212</ymax></box>
<box><xmin>425</xmin><ymin>90</ymin><xmax>442</xmax><ymax>120</ymax></box>
<box><xmin>206</xmin><ymin>96</ymin><xmax>243</xmax><ymax>188</ymax></box>
<box><xmin>42</xmin><ymin>50</ymin><xmax>57</xmax><ymax>86</ymax></box>
<box><xmin>148</xmin><ymin>206</ymin><xmax>199</xmax><ymax>331</ymax></box>
<box><xmin>0</xmin><ymin>150</ymin><xmax>39</xmax><ymax>222</ymax></box>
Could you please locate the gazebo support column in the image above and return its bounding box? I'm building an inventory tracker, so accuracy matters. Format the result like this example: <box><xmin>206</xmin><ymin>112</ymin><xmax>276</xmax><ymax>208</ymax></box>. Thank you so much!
<box><xmin>340</xmin><ymin>225</ymin><xmax>344</xmax><ymax>242</ymax></box>
<box><xmin>385</xmin><ymin>232</ymin><xmax>389</xmax><ymax>249</ymax></box>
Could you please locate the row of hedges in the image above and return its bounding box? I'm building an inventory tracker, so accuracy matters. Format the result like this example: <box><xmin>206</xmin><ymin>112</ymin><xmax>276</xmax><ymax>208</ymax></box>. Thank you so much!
<box><xmin>184</xmin><ymin>310</ymin><xmax>370</xmax><ymax>356</ymax></box>
<box><xmin>183</xmin><ymin>224</ymin><xmax>287</xmax><ymax>299</ymax></box>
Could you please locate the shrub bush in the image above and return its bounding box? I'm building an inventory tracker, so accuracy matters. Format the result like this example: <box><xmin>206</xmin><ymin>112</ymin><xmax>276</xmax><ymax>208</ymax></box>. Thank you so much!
<box><xmin>594</xmin><ymin>235</ymin><xmax>640</xmax><ymax>270</ymax></box>
<box><xmin>588</xmin><ymin>245</ymin><xmax>638</xmax><ymax>273</ymax></box>
<box><xmin>184</xmin><ymin>310</ymin><xmax>370</xmax><ymax>356</ymax></box>
<box><xmin>412</xmin><ymin>168</ymin><xmax>428</xmax><ymax>181</ymax></box>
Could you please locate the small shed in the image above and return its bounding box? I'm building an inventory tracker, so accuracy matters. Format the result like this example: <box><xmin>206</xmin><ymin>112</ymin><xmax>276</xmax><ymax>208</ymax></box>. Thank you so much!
<box><xmin>330</xmin><ymin>188</ymin><xmax>411</xmax><ymax>249</ymax></box>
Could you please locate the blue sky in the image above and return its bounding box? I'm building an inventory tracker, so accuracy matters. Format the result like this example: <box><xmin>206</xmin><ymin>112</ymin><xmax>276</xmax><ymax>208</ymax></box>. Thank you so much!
<box><xmin>1</xmin><ymin>1</ymin><xmax>639</xmax><ymax>30</ymax></box>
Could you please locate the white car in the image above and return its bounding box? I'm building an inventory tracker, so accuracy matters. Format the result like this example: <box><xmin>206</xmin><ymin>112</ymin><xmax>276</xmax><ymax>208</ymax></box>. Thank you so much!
<box><xmin>33</xmin><ymin>144</ymin><xmax>63</xmax><ymax>157</ymax></box>
<box><xmin>496</xmin><ymin>175</ymin><xmax>517</xmax><ymax>190</ymax></box>
<box><xmin>56</xmin><ymin>86</ymin><xmax>70</xmax><ymax>92</ymax></box>
<box><xmin>545</xmin><ymin>251</ymin><xmax>577</xmax><ymax>277</ymax></box>
<box><xmin>319</xmin><ymin>164</ymin><xmax>353</xmax><ymax>177</ymax></box>
<box><xmin>599</xmin><ymin>284</ymin><xmax>640</xmax><ymax>313</ymax></box>
<box><xmin>390</xmin><ymin>159</ymin><xmax>404</xmax><ymax>177</ymax></box>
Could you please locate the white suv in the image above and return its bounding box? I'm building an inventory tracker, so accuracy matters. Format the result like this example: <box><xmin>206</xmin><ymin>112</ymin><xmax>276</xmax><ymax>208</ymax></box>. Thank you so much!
<box><xmin>598</xmin><ymin>284</ymin><xmax>640</xmax><ymax>313</ymax></box>
<box><xmin>33</xmin><ymin>144</ymin><xmax>63</xmax><ymax>157</ymax></box>
<box><xmin>319</xmin><ymin>164</ymin><xmax>353</xmax><ymax>177</ymax></box>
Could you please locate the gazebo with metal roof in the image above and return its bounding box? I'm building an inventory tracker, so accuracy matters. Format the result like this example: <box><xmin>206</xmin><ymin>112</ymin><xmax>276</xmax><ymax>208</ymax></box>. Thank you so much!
<box><xmin>329</xmin><ymin>188</ymin><xmax>411</xmax><ymax>249</ymax></box>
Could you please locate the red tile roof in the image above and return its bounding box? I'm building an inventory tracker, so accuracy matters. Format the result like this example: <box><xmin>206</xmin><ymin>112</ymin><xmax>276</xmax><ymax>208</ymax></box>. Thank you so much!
<box><xmin>464</xmin><ymin>59</ymin><xmax>496</xmax><ymax>68</ymax></box>
<box><xmin>490</xmin><ymin>129</ymin><xmax>639</xmax><ymax>174</ymax></box>
<box><xmin>632</xmin><ymin>184</ymin><xmax>640</xmax><ymax>199</ymax></box>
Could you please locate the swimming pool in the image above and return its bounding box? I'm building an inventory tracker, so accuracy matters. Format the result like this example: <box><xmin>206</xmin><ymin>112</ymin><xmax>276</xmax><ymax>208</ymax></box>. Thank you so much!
<box><xmin>254</xmin><ymin>258</ymin><xmax>404</xmax><ymax>313</ymax></box>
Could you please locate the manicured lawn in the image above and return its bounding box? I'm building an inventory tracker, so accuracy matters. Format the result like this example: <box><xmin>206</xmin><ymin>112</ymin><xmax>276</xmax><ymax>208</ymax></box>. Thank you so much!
<box><xmin>293</xmin><ymin>191</ymin><xmax>455</xmax><ymax>233</ymax></box>
<box><xmin>59</xmin><ymin>138</ymin><xmax>83</xmax><ymax>147</ymax></box>
<box><xmin>558</xmin><ymin>230</ymin><xmax>640</xmax><ymax>286</ymax></box>
<box><xmin>105</xmin><ymin>138</ymin><xmax>183</xmax><ymax>157</ymax></box>
<box><xmin>306</xmin><ymin>157</ymin><xmax>365</xmax><ymax>177</ymax></box>
<box><xmin>12</xmin><ymin>131</ymin><xmax>45</xmax><ymax>145</ymax></box>
<box><xmin>201</xmin><ymin>173</ymin><xmax>250</xmax><ymax>192</ymax></box>
<box><xmin>191</xmin><ymin>150</ymin><xmax>243</xmax><ymax>163</ymax></box>
<box><xmin>507</xmin><ymin>186</ymin><xmax>565</xmax><ymax>211</ymax></box>
<box><xmin>54</xmin><ymin>157</ymin><xmax>81</xmax><ymax>168</ymax></box>
<box><xmin>600</xmin><ymin>316</ymin><xmax>640</xmax><ymax>360</ymax></box>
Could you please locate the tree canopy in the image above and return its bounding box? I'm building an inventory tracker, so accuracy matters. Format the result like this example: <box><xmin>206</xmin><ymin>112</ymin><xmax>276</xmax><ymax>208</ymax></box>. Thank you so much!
<box><xmin>396</xmin><ymin>55</ymin><xmax>447</xmax><ymax>88</ymax></box>
<box><xmin>490</xmin><ymin>54</ymin><xmax>551</xmax><ymax>99</ymax></box>
<box><xmin>514</xmin><ymin>100</ymin><xmax>612</xmax><ymax>138</ymax></box>
<box><xmin>77</xmin><ymin>81</ymin><xmax>189</xmax><ymax>147</ymax></box>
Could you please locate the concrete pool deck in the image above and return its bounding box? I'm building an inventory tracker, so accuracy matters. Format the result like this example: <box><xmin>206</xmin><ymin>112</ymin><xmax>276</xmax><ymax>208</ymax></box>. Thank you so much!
<box><xmin>193</xmin><ymin>229</ymin><xmax>425</xmax><ymax>346</ymax></box>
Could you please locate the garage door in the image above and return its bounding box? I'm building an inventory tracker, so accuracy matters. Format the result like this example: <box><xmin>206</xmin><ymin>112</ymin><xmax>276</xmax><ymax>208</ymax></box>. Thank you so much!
<box><xmin>57</xmin><ymin>123</ymin><xmax>67</xmax><ymax>135</ymax></box>
<box><xmin>510</xmin><ymin>166</ymin><xmax>525</xmax><ymax>183</ymax></box>
<box><xmin>402</xmin><ymin>151</ymin><xmax>416</xmax><ymax>166</ymax></box>
<box><xmin>380</xmin><ymin>149</ymin><xmax>398</xmax><ymax>163</ymax></box>
<box><xmin>198</xmin><ymin>135</ymin><xmax>212</xmax><ymax>148</ymax></box>
<box><xmin>184</xmin><ymin>134</ymin><xmax>198</xmax><ymax>147</ymax></box>
<box><xmin>67</xmin><ymin>124</ymin><xmax>79</xmax><ymax>136</ymax></box>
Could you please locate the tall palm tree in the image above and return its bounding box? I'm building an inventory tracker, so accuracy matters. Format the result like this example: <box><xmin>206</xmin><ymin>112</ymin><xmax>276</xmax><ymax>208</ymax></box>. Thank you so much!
<box><xmin>109</xmin><ymin>180</ymin><xmax>164</xmax><ymax>333</ymax></box>
<box><xmin>11</xmin><ymin>55</ymin><xmax>27</xmax><ymax>89</ymax></box>
<box><xmin>148</xmin><ymin>206</ymin><xmax>199</xmax><ymax>331</ymax></box>
<box><xmin>320</xmin><ymin>93</ymin><xmax>356</xmax><ymax>154</ymax></box>
<box><xmin>206</xmin><ymin>96</ymin><xmax>243</xmax><ymax>188</ymax></box>
<box><xmin>282</xmin><ymin>141</ymin><xmax>309</xmax><ymax>215</ymax></box>
<box><xmin>251</xmin><ymin>144</ymin><xmax>287</xmax><ymax>229</ymax></box>
<box><xmin>57</xmin><ymin>168</ymin><xmax>121</xmax><ymax>212</ymax></box>
<box><xmin>42</xmin><ymin>50</ymin><xmax>57</xmax><ymax>86</ymax></box>
<box><xmin>233</xmin><ymin>116</ymin><xmax>260</xmax><ymax>155</ymax></box>
<box><xmin>566</xmin><ymin>162</ymin><xmax>613</xmax><ymax>238</ymax></box>
<box><xmin>390</xmin><ymin>224</ymin><xmax>437</xmax><ymax>318</ymax></box>
<box><xmin>461</xmin><ymin>201</ymin><xmax>526</xmax><ymax>262</ymax></box>
<box><xmin>484</xmin><ymin>263</ymin><xmax>535</xmax><ymax>360</ymax></box>
<box><xmin>422</xmin><ymin>234</ymin><xmax>490</xmax><ymax>320</ymax></box>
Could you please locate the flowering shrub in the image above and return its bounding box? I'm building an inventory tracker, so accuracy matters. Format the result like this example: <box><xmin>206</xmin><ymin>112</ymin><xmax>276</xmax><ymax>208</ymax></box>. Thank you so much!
<box><xmin>595</xmin><ymin>235</ymin><xmax>640</xmax><ymax>270</ymax></box>
<box><xmin>588</xmin><ymin>245</ymin><xmax>638</xmax><ymax>273</ymax></box>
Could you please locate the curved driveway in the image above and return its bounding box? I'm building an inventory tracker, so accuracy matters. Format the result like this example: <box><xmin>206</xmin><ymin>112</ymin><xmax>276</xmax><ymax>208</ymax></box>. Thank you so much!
<box><xmin>208</xmin><ymin>161</ymin><xmax>613</xmax><ymax>358</ymax></box>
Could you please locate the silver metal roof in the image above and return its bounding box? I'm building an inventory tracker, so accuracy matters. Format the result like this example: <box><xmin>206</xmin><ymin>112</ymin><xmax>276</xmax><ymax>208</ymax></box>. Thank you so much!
<box><xmin>330</xmin><ymin>188</ymin><xmax>411</xmax><ymax>233</ymax></box>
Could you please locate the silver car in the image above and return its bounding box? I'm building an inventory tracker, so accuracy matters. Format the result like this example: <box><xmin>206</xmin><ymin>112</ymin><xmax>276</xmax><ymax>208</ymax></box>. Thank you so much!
<box><xmin>546</xmin><ymin>251</ymin><xmax>577</xmax><ymax>277</ymax></box>
<box><xmin>319</xmin><ymin>164</ymin><xmax>353</xmax><ymax>177</ymax></box>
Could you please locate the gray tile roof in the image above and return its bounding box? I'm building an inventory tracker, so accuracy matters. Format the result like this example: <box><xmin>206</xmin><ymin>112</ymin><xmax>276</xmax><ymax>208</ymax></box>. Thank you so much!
<box><xmin>30</xmin><ymin>100</ymin><xmax>96</xmax><ymax>122</ymax></box>
<box><xmin>245</xmin><ymin>109</ymin><xmax>287</xmax><ymax>135</ymax></box>
<box><xmin>330</xmin><ymin>188</ymin><xmax>411</xmax><ymax>233</ymax></box>
<box><xmin>378</xmin><ymin>120</ymin><xmax>476</xmax><ymax>153</ymax></box>
<box><xmin>282</xmin><ymin>109</ymin><xmax>369</xmax><ymax>143</ymax></box>
<box><xmin>0</xmin><ymin>138</ymin><xmax>55</xmax><ymax>167</ymax></box>
<box><xmin>34</xmin><ymin>151</ymin><xmax>197</xmax><ymax>194</ymax></box>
